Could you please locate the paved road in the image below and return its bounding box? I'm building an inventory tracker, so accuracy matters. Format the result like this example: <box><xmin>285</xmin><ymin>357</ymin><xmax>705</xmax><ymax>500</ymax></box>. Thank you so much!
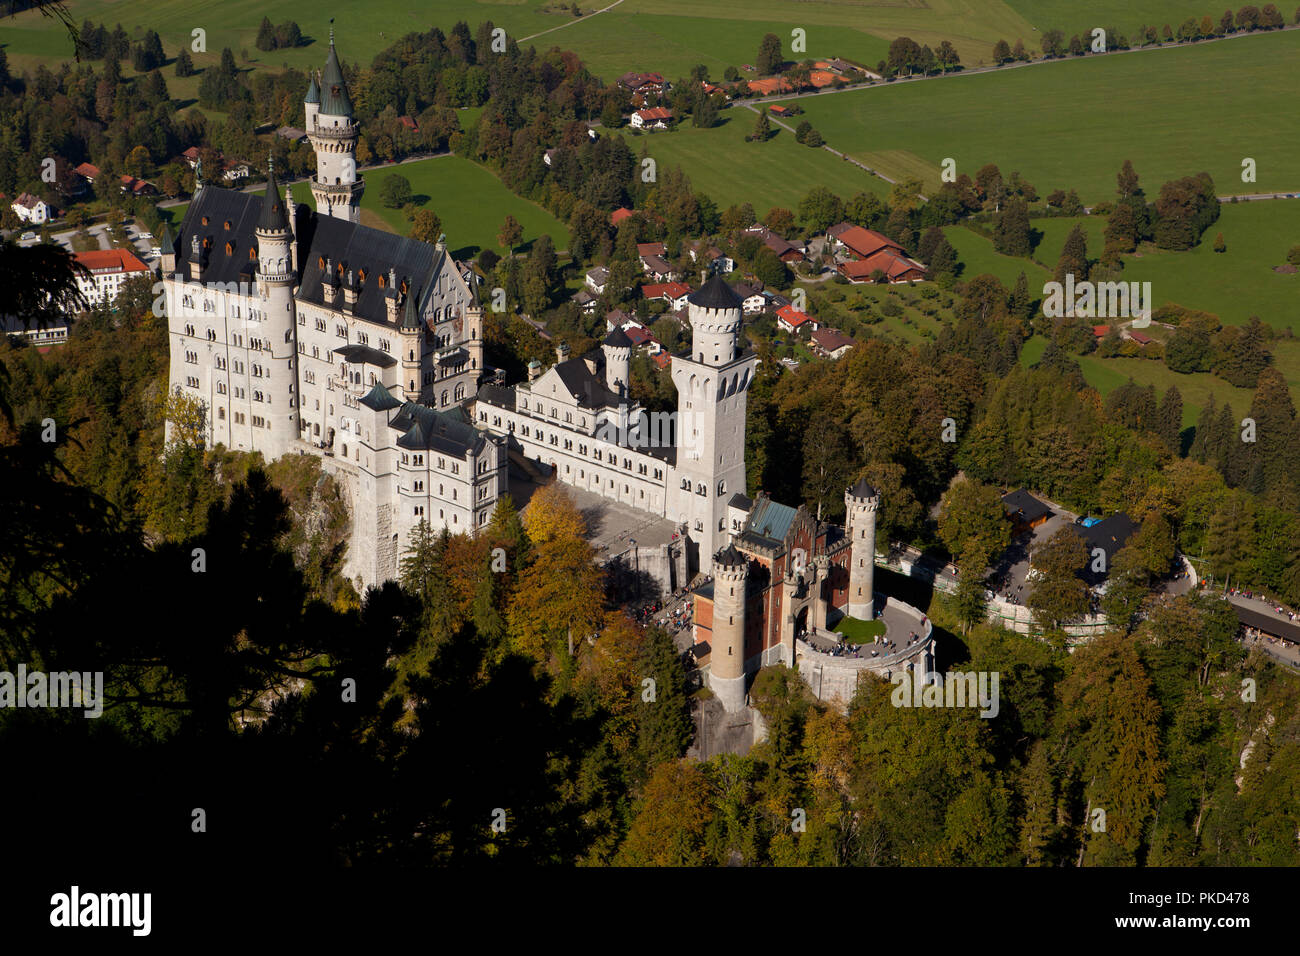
<box><xmin>520</xmin><ymin>0</ymin><xmax>625</xmax><ymax>42</ymax></box>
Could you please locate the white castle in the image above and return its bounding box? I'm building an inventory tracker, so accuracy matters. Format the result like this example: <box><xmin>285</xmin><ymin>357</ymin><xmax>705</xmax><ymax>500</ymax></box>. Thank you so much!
<box><xmin>165</xmin><ymin>29</ymin><xmax>752</xmax><ymax>589</ymax></box>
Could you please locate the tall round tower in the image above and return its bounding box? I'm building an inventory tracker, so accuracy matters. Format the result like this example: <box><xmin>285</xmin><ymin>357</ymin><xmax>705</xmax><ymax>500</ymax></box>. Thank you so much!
<box><xmin>709</xmin><ymin>543</ymin><xmax>750</xmax><ymax>713</ymax></box>
<box><xmin>308</xmin><ymin>28</ymin><xmax>364</xmax><ymax>223</ymax></box>
<box><xmin>687</xmin><ymin>273</ymin><xmax>742</xmax><ymax>367</ymax></box>
<box><xmin>844</xmin><ymin>476</ymin><xmax>881</xmax><ymax>620</ymax></box>
<box><xmin>602</xmin><ymin>325</ymin><xmax>632</xmax><ymax>398</ymax></box>
<box><xmin>254</xmin><ymin>157</ymin><xmax>300</xmax><ymax>457</ymax></box>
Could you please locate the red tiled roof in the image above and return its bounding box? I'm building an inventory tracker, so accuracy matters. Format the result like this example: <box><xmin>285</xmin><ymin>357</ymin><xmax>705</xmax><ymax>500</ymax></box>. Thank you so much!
<box><xmin>776</xmin><ymin>304</ymin><xmax>813</xmax><ymax>328</ymax></box>
<box><xmin>636</xmin><ymin>242</ymin><xmax>666</xmax><ymax>257</ymax></box>
<box><xmin>635</xmin><ymin>107</ymin><xmax>673</xmax><ymax>121</ymax></box>
<box><xmin>74</xmin><ymin>162</ymin><xmax>101</xmax><ymax>180</ymax></box>
<box><xmin>836</xmin><ymin>226</ymin><xmax>902</xmax><ymax>260</ymax></box>
<box><xmin>611</xmin><ymin>207</ymin><xmax>634</xmax><ymax>225</ymax></box>
<box><xmin>642</xmin><ymin>281</ymin><xmax>692</xmax><ymax>301</ymax></box>
<box><xmin>839</xmin><ymin>251</ymin><xmax>926</xmax><ymax>281</ymax></box>
<box><xmin>1093</xmin><ymin>325</ymin><xmax>1111</xmax><ymax>337</ymax></box>
<box><xmin>1129</xmin><ymin>331</ymin><xmax>1153</xmax><ymax>345</ymax></box>
<box><xmin>812</xmin><ymin>328</ymin><xmax>855</xmax><ymax>352</ymax></box>
<box><xmin>651</xmin><ymin>351</ymin><xmax>671</xmax><ymax>369</ymax></box>
<box><xmin>624</xmin><ymin>325</ymin><xmax>653</xmax><ymax>346</ymax></box>
<box><xmin>74</xmin><ymin>249</ymin><xmax>149</xmax><ymax>274</ymax></box>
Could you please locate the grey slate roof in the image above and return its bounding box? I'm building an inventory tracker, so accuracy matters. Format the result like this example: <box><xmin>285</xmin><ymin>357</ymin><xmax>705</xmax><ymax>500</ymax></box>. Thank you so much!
<box><xmin>389</xmin><ymin>402</ymin><xmax>487</xmax><ymax>456</ymax></box>
<box><xmin>159</xmin><ymin>222</ymin><xmax>174</xmax><ymax>256</ymax></box>
<box><xmin>848</xmin><ymin>476</ymin><xmax>877</xmax><ymax>499</ymax></box>
<box><xmin>305</xmin><ymin>72</ymin><xmax>320</xmax><ymax>105</ymax></box>
<box><xmin>173</xmin><ymin>188</ymin><xmax>262</xmax><ymax>285</ymax></box>
<box><xmin>359</xmin><ymin>382</ymin><xmax>403</xmax><ymax>411</ymax></box>
<box><xmin>334</xmin><ymin>343</ymin><xmax>397</xmax><ymax>369</ymax></box>
<box><xmin>477</xmin><ymin>383</ymin><xmax>517</xmax><ymax>411</ymax></box>
<box><xmin>603</xmin><ymin>325</ymin><xmax>633</xmax><ymax>349</ymax></box>
<box><xmin>714</xmin><ymin>543</ymin><xmax>747</xmax><ymax>569</ymax></box>
<box><xmin>553</xmin><ymin>357</ymin><xmax>622</xmax><ymax>410</ymax></box>
<box><xmin>728</xmin><ymin>492</ymin><xmax>753</xmax><ymax>511</ymax></box>
<box><xmin>688</xmin><ymin>273</ymin><xmax>742</xmax><ymax>311</ymax></box>
<box><xmin>257</xmin><ymin>160</ymin><xmax>289</xmax><ymax>232</ymax></box>
<box><xmin>319</xmin><ymin>37</ymin><xmax>353</xmax><ymax>117</ymax></box>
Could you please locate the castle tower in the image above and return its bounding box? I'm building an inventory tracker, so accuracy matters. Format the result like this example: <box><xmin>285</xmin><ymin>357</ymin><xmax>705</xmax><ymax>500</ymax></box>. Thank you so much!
<box><xmin>159</xmin><ymin>222</ymin><xmax>176</xmax><ymax>276</ymax></box>
<box><xmin>602</xmin><ymin>325</ymin><xmax>632</xmax><ymax>398</ymax></box>
<box><xmin>304</xmin><ymin>71</ymin><xmax>320</xmax><ymax>134</ymax></box>
<box><xmin>308</xmin><ymin>28</ymin><xmax>364</xmax><ymax>223</ymax></box>
<box><xmin>464</xmin><ymin>303</ymin><xmax>485</xmax><ymax>382</ymax></box>
<box><xmin>670</xmin><ymin>274</ymin><xmax>756</xmax><ymax>574</ymax></box>
<box><xmin>254</xmin><ymin>157</ymin><xmax>300</xmax><ymax>457</ymax></box>
<box><xmin>709</xmin><ymin>543</ymin><xmax>749</xmax><ymax>712</ymax></box>
<box><xmin>844</xmin><ymin>477</ymin><xmax>881</xmax><ymax>619</ymax></box>
<box><xmin>399</xmin><ymin>283</ymin><xmax>423</xmax><ymax>402</ymax></box>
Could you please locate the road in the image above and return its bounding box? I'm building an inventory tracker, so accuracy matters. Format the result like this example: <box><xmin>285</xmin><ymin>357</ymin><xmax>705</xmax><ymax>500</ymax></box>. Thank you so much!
<box><xmin>9</xmin><ymin>221</ymin><xmax>157</xmax><ymax>262</ymax></box>
<box><xmin>520</xmin><ymin>0</ymin><xmax>625</xmax><ymax>42</ymax></box>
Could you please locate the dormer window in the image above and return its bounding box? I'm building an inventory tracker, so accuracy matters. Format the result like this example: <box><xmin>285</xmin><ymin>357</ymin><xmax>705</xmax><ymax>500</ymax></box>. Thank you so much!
<box><xmin>224</xmin><ymin>220</ymin><xmax>232</xmax><ymax>230</ymax></box>
<box><xmin>318</xmin><ymin>255</ymin><xmax>326</xmax><ymax>269</ymax></box>
<box><xmin>358</xmin><ymin>267</ymin><xmax>367</xmax><ymax>283</ymax></box>
<box><xmin>201</xmin><ymin>216</ymin><xmax>209</xmax><ymax>226</ymax></box>
<box><xmin>378</xmin><ymin>273</ymin><xmax>386</xmax><ymax>288</ymax></box>
<box><xmin>399</xmin><ymin>279</ymin><xmax>408</xmax><ymax>295</ymax></box>
<box><xmin>249</xmin><ymin>247</ymin><xmax>256</xmax><ymax>260</ymax></box>
<box><xmin>225</xmin><ymin>241</ymin><xmax>233</xmax><ymax>255</ymax></box>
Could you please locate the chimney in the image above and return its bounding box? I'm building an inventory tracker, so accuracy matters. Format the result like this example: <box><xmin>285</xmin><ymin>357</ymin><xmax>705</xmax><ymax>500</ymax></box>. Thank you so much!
<box><xmin>555</xmin><ymin>342</ymin><xmax>570</xmax><ymax>365</ymax></box>
<box><xmin>527</xmin><ymin>359</ymin><xmax>543</xmax><ymax>382</ymax></box>
<box><xmin>343</xmin><ymin>269</ymin><xmax>358</xmax><ymax>310</ymax></box>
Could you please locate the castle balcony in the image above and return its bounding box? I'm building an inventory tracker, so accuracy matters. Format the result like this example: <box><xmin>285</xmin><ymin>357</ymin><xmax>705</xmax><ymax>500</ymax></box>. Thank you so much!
<box><xmin>310</xmin><ymin>123</ymin><xmax>358</xmax><ymax>141</ymax></box>
<box><xmin>313</xmin><ymin>181</ymin><xmax>362</xmax><ymax>196</ymax></box>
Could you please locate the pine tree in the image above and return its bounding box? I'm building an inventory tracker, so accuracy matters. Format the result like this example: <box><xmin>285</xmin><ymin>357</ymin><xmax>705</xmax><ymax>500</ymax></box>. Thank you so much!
<box><xmin>256</xmin><ymin>16</ymin><xmax>277</xmax><ymax>52</ymax></box>
<box><xmin>917</xmin><ymin>225</ymin><xmax>944</xmax><ymax>263</ymax></box>
<box><xmin>749</xmin><ymin>108</ymin><xmax>771</xmax><ymax>143</ymax></box>
<box><xmin>175</xmin><ymin>48</ymin><xmax>194</xmax><ymax>78</ymax></box>
<box><xmin>1191</xmin><ymin>394</ymin><xmax>1217</xmax><ymax>461</ymax></box>
<box><xmin>1054</xmin><ymin>225</ymin><xmax>1090</xmax><ymax>283</ymax></box>
<box><xmin>1019</xmin><ymin>742</ymin><xmax>1058</xmax><ymax>865</ymax></box>
<box><xmin>1217</xmin><ymin>315</ymin><xmax>1270</xmax><ymax>387</ymax></box>
<box><xmin>993</xmin><ymin>198</ymin><xmax>1032</xmax><ymax>256</ymax></box>
<box><xmin>929</xmin><ymin>238</ymin><xmax>958</xmax><ymax>277</ymax></box>
<box><xmin>1157</xmin><ymin>384</ymin><xmax>1183</xmax><ymax>453</ymax></box>
<box><xmin>1009</xmin><ymin>270</ymin><xmax>1033</xmax><ymax>319</ymax></box>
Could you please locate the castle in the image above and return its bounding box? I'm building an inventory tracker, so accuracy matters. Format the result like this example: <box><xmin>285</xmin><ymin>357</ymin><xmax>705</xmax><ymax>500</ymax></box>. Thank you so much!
<box><xmin>164</xmin><ymin>30</ymin><xmax>505</xmax><ymax>587</ymax></box>
<box><xmin>691</xmin><ymin>479</ymin><xmax>932</xmax><ymax>712</ymax></box>
<box><xmin>164</xmin><ymin>29</ymin><xmax>749</xmax><ymax>588</ymax></box>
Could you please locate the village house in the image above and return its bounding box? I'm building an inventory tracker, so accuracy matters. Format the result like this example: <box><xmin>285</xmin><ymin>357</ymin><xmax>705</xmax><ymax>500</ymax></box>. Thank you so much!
<box><xmin>119</xmin><ymin>175</ymin><xmax>158</xmax><ymax>197</ymax></box>
<box><xmin>73</xmin><ymin>162</ymin><xmax>101</xmax><ymax>184</ymax></box>
<box><xmin>830</xmin><ymin>223</ymin><xmax>927</xmax><ymax>283</ymax></box>
<box><xmin>685</xmin><ymin>240</ymin><xmax>734</xmax><ymax>274</ymax></box>
<box><xmin>611</xmin><ymin>207</ymin><xmax>635</xmax><ymax>226</ymax></box>
<box><xmin>640</xmin><ymin>254</ymin><xmax>679</xmax><ymax>282</ymax></box>
<box><xmin>730</xmin><ymin>281</ymin><xmax>765</xmax><ymax>315</ymax></box>
<box><xmin>747</xmin><ymin>224</ymin><xmax>804</xmax><ymax>264</ymax></box>
<box><xmin>572</xmin><ymin>289</ymin><xmax>599</xmax><ymax>314</ymax></box>
<box><xmin>776</xmin><ymin>304</ymin><xmax>818</xmax><ymax>334</ymax></box>
<box><xmin>585</xmin><ymin>266</ymin><xmax>610</xmax><ymax>294</ymax></box>
<box><xmin>641</xmin><ymin>281</ymin><xmax>692</xmax><ymax>311</ymax></box>
<box><xmin>71</xmin><ymin>248</ymin><xmax>152</xmax><ymax>307</ymax></box>
<box><xmin>12</xmin><ymin>192</ymin><xmax>52</xmax><ymax>224</ymax></box>
<box><xmin>630</xmin><ymin>107</ymin><xmax>673</xmax><ymax>130</ymax></box>
<box><xmin>810</xmin><ymin>328</ymin><xmax>856</xmax><ymax>359</ymax></box>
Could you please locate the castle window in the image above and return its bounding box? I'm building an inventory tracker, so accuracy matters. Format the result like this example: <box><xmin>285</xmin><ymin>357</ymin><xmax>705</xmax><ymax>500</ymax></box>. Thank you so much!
<box><xmin>201</xmin><ymin>216</ymin><xmax>209</xmax><ymax>225</ymax></box>
<box><xmin>318</xmin><ymin>256</ymin><xmax>326</xmax><ymax>270</ymax></box>
<box><xmin>378</xmin><ymin>274</ymin><xmax>386</xmax><ymax>288</ymax></box>
<box><xmin>250</xmin><ymin>248</ymin><xmax>257</xmax><ymax>261</ymax></box>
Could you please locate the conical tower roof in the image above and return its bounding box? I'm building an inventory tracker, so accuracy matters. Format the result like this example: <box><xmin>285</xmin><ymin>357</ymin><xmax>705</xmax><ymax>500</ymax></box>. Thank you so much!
<box><xmin>159</xmin><ymin>222</ymin><xmax>175</xmax><ymax>255</ymax></box>
<box><xmin>319</xmin><ymin>29</ymin><xmax>354</xmax><ymax>117</ymax></box>
<box><xmin>257</xmin><ymin>157</ymin><xmax>289</xmax><ymax>232</ymax></box>
<box><xmin>401</xmin><ymin>285</ymin><xmax>422</xmax><ymax>330</ymax></box>
<box><xmin>603</xmin><ymin>325</ymin><xmax>633</xmax><ymax>349</ymax></box>
<box><xmin>688</xmin><ymin>273</ymin><xmax>742</xmax><ymax>311</ymax></box>
<box><xmin>305</xmin><ymin>71</ymin><xmax>320</xmax><ymax>105</ymax></box>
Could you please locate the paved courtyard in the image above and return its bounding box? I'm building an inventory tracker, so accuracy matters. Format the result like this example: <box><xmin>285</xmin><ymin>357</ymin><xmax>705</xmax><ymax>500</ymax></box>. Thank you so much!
<box><xmin>511</xmin><ymin>473</ymin><xmax>679</xmax><ymax>557</ymax></box>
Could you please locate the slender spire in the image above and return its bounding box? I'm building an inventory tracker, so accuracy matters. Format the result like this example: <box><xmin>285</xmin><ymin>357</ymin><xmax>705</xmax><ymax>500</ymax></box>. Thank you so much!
<box><xmin>319</xmin><ymin>21</ymin><xmax>353</xmax><ymax>117</ymax></box>
<box><xmin>258</xmin><ymin>153</ymin><xmax>288</xmax><ymax>232</ymax></box>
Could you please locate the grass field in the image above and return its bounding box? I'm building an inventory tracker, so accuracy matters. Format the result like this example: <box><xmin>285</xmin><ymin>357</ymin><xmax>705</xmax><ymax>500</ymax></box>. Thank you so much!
<box><xmin>0</xmin><ymin>0</ymin><xmax>1217</xmax><ymax>90</ymax></box>
<box><xmin>201</xmin><ymin>154</ymin><xmax>568</xmax><ymax>257</ymax></box>
<box><xmin>787</xmin><ymin>28</ymin><xmax>1300</xmax><ymax>201</ymax></box>
<box><xmin>616</xmin><ymin>111</ymin><xmax>889</xmax><ymax>215</ymax></box>
<box><xmin>951</xmin><ymin>203</ymin><xmax>1300</xmax><ymax>334</ymax></box>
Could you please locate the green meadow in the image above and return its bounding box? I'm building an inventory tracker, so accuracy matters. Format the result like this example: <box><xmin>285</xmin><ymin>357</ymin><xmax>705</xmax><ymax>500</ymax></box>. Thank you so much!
<box><xmin>617</xmin><ymin>111</ymin><xmax>890</xmax><ymax>215</ymax></box>
<box><xmin>786</xmin><ymin>28</ymin><xmax>1300</xmax><ymax>201</ymax></box>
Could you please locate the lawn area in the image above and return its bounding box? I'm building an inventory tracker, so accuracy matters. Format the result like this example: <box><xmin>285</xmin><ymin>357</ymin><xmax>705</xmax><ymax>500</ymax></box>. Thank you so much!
<box><xmin>789</xmin><ymin>28</ymin><xmax>1300</xmax><ymax>201</ymax></box>
<box><xmin>1002</xmin><ymin>0</ymin><xmax>1219</xmax><ymax>37</ymax></box>
<box><xmin>1018</xmin><ymin>334</ymin><xmax>1300</xmax><ymax>431</ymax></box>
<box><xmin>242</xmin><ymin>156</ymin><xmax>568</xmax><ymax>256</ymax></box>
<box><xmin>615</xmin><ymin>111</ymin><xmax>889</xmax><ymax>216</ymax></box>
<box><xmin>951</xmin><ymin>203</ymin><xmax>1300</xmax><ymax>335</ymax></box>
<box><xmin>831</xmin><ymin>615</ymin><xmax>887</xmax><ymax>644</ymax></box>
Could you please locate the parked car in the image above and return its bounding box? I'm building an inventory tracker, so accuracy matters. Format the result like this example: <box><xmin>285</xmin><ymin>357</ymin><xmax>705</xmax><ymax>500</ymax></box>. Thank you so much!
<box><xmin>138</xmin><ymin>232</ymin><xmax>153</xmax><ymax>239</ymax></box>
<box><xmin>20</xmin><ymin>231</ymin><xmax>36</xmax><ymax>241</ymax></box>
